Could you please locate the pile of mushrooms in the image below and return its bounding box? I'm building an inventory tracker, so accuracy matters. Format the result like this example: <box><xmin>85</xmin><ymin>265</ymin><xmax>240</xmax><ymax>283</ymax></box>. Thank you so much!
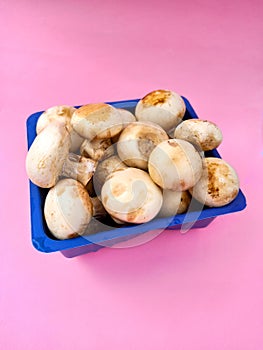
<box><xmin>26</xmin><ymin>89</ymin><xmax>240</xmax><ymax>240</ymax></box>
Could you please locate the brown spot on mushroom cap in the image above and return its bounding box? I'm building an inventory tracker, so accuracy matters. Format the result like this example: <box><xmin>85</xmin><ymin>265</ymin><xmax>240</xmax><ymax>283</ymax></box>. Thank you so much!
<box><xmin>112</xmin><ymin>183</ymin><xmax>126</xmax><ymax>197</ymax></box>
<box><xmin>207</xmin><ymin>161</ymin><xmax>222</xmax><ymax>198</ymax></box>
<box><xmin>126</xmin><ymin>207</ymin><xmax>145</xmax><ymax>222</ymax></box>
<box><xmin>180</xmin><ymin>180</ymin><xmax>186</xmax><ymax>189</ymax></box>
<box><xmin>167</xmin><ymin>140</ymin><xmax>179</xmax><ymax>147</ymax></box>
<box><xmin>142</xmin><ymin>90</ymin><xmax>171</xmax><ymax>106</ymax></box>
<box><xmin>190</xmin><ymin>157</ymin><xmax>239</xmax><ymax>207</ymax></box>
<box><xmin>56</xmin><ymin>186</ymin><xmax>66</xmax><ymax>196</ymax></box>
<box><xmin>103</xmin><ymin>195</ymin><xmax>109</xmax><ymax>206</ymax></box>
<box><xmin>178</xmin><ymin>191</ymin><xmax>191</xmax><ymax>213</ymax></box>
<box><xmin>37</xmin><ymin>158</ymin><xmax>47</xmax><ymax>169</ymax></box>
<box><xmin>75</xmin><ymin>103</ymin><xmax>111</xmax><ymax>122</ymax></box>
<box><xmin>68</xmin><ymin>233</ymin><xmax>78</xmax><ymax>239</ymax></box>
<box><xmin>72</xmin><ymin>103</ymin><xmax>122</xmax><ymax>140</ymax></box>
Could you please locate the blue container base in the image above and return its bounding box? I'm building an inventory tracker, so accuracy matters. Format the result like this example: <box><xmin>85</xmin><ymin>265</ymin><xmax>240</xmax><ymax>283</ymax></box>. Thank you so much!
<box><xmin>61</xmin><ymin>217</ymin><xmax>216</xmax><ymax>258</ymax></box>
<box><xmin>61</xmin><ymin>243</ymin><xmax>103</xmax><ymax>258</ymax></box>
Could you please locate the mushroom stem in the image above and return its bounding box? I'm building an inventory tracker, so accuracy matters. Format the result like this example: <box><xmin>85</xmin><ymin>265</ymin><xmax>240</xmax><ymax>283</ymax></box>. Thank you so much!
<box><xmin>80</xmin><ymin>138</ymin><xmax>113</xmax><ymax>161</ymax></box>
<box><xmin>62</xmin><ymin>153</ymin><xmax>97</xmax><ymax>187</ymax></box>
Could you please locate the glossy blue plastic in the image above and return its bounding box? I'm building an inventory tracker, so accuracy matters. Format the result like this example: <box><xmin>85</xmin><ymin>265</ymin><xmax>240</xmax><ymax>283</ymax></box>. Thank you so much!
<box><xmin>26</xmin><ymin>98</ymin><xmax>247</xmax><ymax>258</ymax></box>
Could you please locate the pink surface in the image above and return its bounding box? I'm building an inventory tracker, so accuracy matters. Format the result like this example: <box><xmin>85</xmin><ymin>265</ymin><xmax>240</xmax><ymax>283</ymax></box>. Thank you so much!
<box><xmin>1</xmin><ymin>0</ymin><xmax>263</xmax><ymax>349</ymax></box>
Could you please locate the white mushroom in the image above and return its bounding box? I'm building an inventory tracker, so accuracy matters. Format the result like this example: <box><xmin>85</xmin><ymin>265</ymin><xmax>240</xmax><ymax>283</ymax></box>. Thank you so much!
<box><xmin>118</xmin><ymin>108</ymin><xmax>136</xmax><ymax>125</ymax></box>
<box><xmin>135</xmin><ymin>89</ymin><xmax>186</xmax><ymax>131</ymax></box>
<box><xmin>148</xmin><ymin>139</ymin><xmax>203</xmax><ymax>191</ymax></box>
<box><xmin>189</xmin><ymin>157</ymin><xmax>240</xmax><ymax>207</ymax></box>
<box><xmin>26</xmin><ymin>121</ymin><xmax>96</xmax><ymax>188</ymax></box>
<box><xmin>101</xmin><ymin>167</ymin><xmax>163</xmax><ymax>224</ymax></box>
<box><xmin>93</xmin><ymin>155</ymin><xmax>128</xmax><ymax>194</ymax></box>
<box><xmin>117</xmin><ymin>121</ymin><xmax>169</xmax><ymax>170</ymax></box>
<box><xmin>174</xmin><ymin>119</ymin><xmax>223</xmax><ymax>151</ymax></box>
<box><xmin>71</xmin><ymin>103</ymin><xmax>123</xmax><ymax>140</ymax></box>
<box><xmin>80</xmin><ymin>137</ymin><xmax>112</xmax><ymax>161</ymax></box>
<box><xmin>36</xmin><ymin>105</ymin><xmax>84</xmax><ymax>152</ymax></box>
<box><xmin>159</xmin><ymin>190</ymin><xmax>191</xmax><ymax>217</ymax></box>
<box><xmin>26</xmin><ymin>121</ymin><xmax>71</xmax><ymax>188</ymax></box>
<box><xmin>44</xmin><ymin>179</ymin><xmax>93</xmax><ymax>240</ymax></box>
<box><xmin>111</xmin><ymin>108</ymin><xmax>137</xmax><ymax>143</ymax></box>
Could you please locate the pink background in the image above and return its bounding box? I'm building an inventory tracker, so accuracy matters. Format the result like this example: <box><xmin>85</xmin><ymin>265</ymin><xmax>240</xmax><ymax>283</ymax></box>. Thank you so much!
<box><xmin>1</xmin><ymin>0</ymin><xmax>263</xmax><ymax>349</ymax></box>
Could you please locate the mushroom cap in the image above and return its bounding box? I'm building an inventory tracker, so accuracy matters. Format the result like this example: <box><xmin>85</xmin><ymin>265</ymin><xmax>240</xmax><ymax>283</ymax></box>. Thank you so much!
<box><xmin>111</xmin><ymin>108</ymin><xmax>137</xmax><ymax>143</ymax></box>
<box><xmin>174</xmin><ymin>119</ymin><xmax>223</xmax><ymax>151</ymax></box>
<box><xmin>101</xmin><ymin>167</ymin><xmax>163</xmax><ymax>224</ymax></box>
<box><xmin>93</xmin><ymin>155</ymin><xmax>128</xmax><ymax>195</ymax></box>
<box><xmin>117</xmin><ymin>121</ymin><xmax>169</xmax><ymax>170</ymax></box>
<box><xmin>117</xmin><ymin>108</ymin><xmax>136</xmax><ymax>125</ymax></box>
<box><xmin>71</xmin><ymin>103</ymin><xmax>123</xmax><ymax>140</ymax></box>
<box><xmin>135</xmin><ymin>89</ymin><xmax>186</xmax><ymax>131</ymax></box>
<box><xmin>189</xmin><ymin>157</ymin><xmax>239</xmax><ymax>207</ymax></box>
<box><xmin>148</xmin><ymin>139</ymin><xmax>203</xmax><ymax>191</ymax></box>
<box><xmin>159</xmin><ymin>190</ymin><xmax>191</xmax><ymax>217</ymax></box>
<box><xmin>110</xmin><ymin>215</ymin><xmax>126</xmax><ymax>225</ymax></box>
<box><xmin>44</xmin><ymin>178</ymin><xmax>93</xmax><ymax>240</ymax></box>
<box><xmin>26</xmin><ymin>121</ymin><xmax>71</xmax><ymax>188</ymax></box>
<box><xmin>36</xmin><ymin>105</ymin><xmax>76</xmax><ymax>134</ymax></box>
<box><xmin>36</xmin><ymin>105</ymin><xmax>82</xmax><ymax>153</ymax></box>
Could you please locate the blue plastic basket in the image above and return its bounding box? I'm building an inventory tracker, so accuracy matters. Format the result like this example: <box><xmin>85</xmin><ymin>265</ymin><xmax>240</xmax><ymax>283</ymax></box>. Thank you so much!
<box><xmin>26</xmin><ymin>98</ymin><xmax>247</xmax><ymax>258</ymax></box>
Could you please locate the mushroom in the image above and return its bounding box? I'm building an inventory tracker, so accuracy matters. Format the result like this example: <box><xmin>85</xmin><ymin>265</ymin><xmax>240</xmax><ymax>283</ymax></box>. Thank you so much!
<box><xmin>117</xmin><ymin>121</ymin><xmax>169</xmax><ymax>170</ymax></box>
<box><xmin>159</xmin><ymin>190</ymin><xmax>191</xmax><ymax>217</ymax></box>
<box><xmin>26</xmin><ymin>121</ymin><xmax>96</xmax><ymax>188</ymax></box>
<box><xmin>174</xmin><ymin>119</ymin><xmax>223</xmax><ymax>151</ymax></box>
<box><xmin>101</xmin><ymin>167</ymin><xmax>163</xmax><ymax>224</ymax></box>
<box><xmin>93</xmin><ymin>155</ymin><xmax>128</xmax><ymax>195</ymax></box>
<box><xmin>80</xmin><ymin>137</ymin><xmax>113</xmax><ymax>161</ymax></box>
<box><xmin>36</xmin><ymin>105</ymin><xmax>84</xmax><ymax>152</ymax></box>
<box><xmin>189</xmin><ymin>157</ymin><xmax>239</xmax><ymax>207</ymax></box>
<box><xmin>71</xmin><ymin>103</ymin><xmax>123</xmax><ymax>140</ymax></box>
<box><xmin>111</xmin><ymin>108</ymin><xmax>137</xmax><ymax>143</ymax></box>
<box><xmin>44</xmin><ymin>178</ymin><xmax>93</xmax><ymax>240</ymax></box>
<box><xmin>26</xmin><ymin>121</ymin><xmax>71</xmax><ymax>188</ymax></box>
<box><xmin>135</xmin><ymin>89</ymin><xmax>186</xmax><ymax>131</ymax></box>
<box><xmin>118</xmin><ymin>108</ymin><xmax>136</xmax><ymax>125</ymax></box>
<box><xmin>148</xmin><ymin>139</ymin><xmax>203</xmax><ymax>191</ymax></box>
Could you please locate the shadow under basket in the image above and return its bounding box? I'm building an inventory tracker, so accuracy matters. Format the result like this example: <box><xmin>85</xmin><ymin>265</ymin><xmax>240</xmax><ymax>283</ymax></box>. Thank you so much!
<box><xmin>26</xmin><ymin>97</ymin><xmax>247</xmax><ymax>258</ymax></box>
